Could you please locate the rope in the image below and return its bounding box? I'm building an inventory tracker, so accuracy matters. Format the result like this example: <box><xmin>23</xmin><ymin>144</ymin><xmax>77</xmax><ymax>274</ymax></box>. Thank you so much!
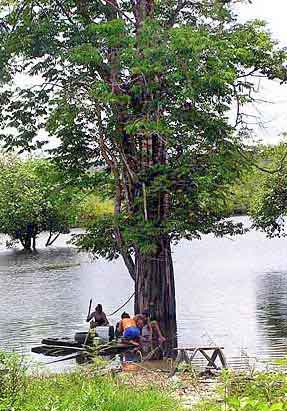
<box><xmin>108</xmin><ymin>292</ymin><xmax>135</xmax><ymax>316</ymax></box>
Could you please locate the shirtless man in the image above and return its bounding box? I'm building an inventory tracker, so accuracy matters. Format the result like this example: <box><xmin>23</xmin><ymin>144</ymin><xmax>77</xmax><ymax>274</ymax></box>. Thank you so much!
<box><xmin>86</xmin><ymin>304</ymin><xmax>109</xmax><ymax>328</ymax></box>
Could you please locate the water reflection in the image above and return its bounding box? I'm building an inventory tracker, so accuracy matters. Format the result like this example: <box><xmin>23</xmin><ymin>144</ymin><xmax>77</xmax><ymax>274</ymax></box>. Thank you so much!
<box><xmin>256</xmin><ymin>272</ymin><xmax>287</xmax><ymax>358</ymax></box>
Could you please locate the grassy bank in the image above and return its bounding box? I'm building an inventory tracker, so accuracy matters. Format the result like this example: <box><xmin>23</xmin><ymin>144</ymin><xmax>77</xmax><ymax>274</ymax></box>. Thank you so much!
<box><xmin>2</xmin><ymin>351</ymin><xmax>287</xmax><ymax>411</ymax></box>
<box><xmin>24</xmin><ymin>373</ymin><xmax>180</xmax><ymax>411</ymax></box>
<box><xmin>0</xmin><ymin>352</ymin><xmax>182</xmax><ymax>411</ymax></box>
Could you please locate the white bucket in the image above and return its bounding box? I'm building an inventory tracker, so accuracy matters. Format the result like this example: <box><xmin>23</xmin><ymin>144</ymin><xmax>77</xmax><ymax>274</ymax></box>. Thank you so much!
<box><xmin>95</xmin><ymin>326</ymin><xmax>110</xmax><ymax>341</ymax></box>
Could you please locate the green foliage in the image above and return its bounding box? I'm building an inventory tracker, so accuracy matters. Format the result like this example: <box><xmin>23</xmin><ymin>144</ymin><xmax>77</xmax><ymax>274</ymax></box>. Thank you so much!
<box><xmin>227</xmin><ymin>172</ymin><xmax>258</xmax><ymax>216</ymax></box>
<box><xmin>198</xmin><ymin>368</ymin><xmax>287</xmax><ymax>411</ymax></box>
<box><xmin>77</xmin><ymin>193</ymin><xmax>114</xmax><ymax>226</ymax></box>
<box><xmin>0</xmin><ymin>156</ymin><xmax>80</xmax><ymax>249</ymax></box>
<box><xmin>222</xmin><ymin>144</ymin><xmax>287</xmax><ymax>217</ymax></box>
<box><xmin>0</xmin><ymin>0</ymin><xmax>286</xmax><ymax>258</ymax></box>
<box><xmin>0</xmin><ymin>351</ymin><xmax>27</xmax><ymax>410</ymax></box>
<box><xmin>249</xmin><ymin>143</ymin><xmax>287</xmax><ymax>237</ymax></box>
<box><xmin>0</xmin><ymin>352</ymin><xmax>181</xmax><ymax>411</ymax></box>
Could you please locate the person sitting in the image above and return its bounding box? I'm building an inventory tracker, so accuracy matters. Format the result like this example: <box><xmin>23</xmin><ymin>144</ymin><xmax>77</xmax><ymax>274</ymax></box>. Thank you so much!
<box><xmin>118</xmin><ymin>314</ymin><xmax>144</xmax><ymax>346</ymax></box>
<box><xmin>141</xmin><ymin>309</ymin><xmax>166</xmax><ymax>344</ymax></box>
<box><xmin>86</xmin><ymin>304</ymin><xmax>109</xmax><ymax>328</ymax></box>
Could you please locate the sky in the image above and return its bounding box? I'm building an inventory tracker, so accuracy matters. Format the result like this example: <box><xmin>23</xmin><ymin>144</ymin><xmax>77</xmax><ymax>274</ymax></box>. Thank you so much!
<box><xmin>235</xmin><ymin>0</ymin><xmax>287</xmax><ymax>144</ymax></box>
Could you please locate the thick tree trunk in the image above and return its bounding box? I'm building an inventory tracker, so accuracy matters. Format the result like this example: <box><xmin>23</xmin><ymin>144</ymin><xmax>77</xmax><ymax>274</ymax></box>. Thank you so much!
<box><xmin>21</xmin><ymin>236</ymin><xmax>32</xmax><ymax>251</ymax></box>
<box><xmin>134</xmin><ymin>236</ymin><xmax>177</xmax><ymax>354</ymax></box>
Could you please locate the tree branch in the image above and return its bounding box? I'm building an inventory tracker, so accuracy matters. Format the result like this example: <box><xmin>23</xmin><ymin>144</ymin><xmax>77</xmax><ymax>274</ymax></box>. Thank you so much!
<box><xmin>114</xmin><ymin>227</ymin><xmax>136</xmax><ymax>281</ymax></box>
<box><xmin>46</xmin><ymin>232</ymin><xmax>61</xmax><ymax>247</ymax></box>
<box><xmin>54</xmin><ymin>0</ymin><xmax>76</xmax><ymax>27</ymax></box>
<box><xmin>100</xmin><ymin>0</ymin><xmax>135</xmax><ymax>24</ymax></box>
<box><xmin>237</xmin><ymin>147</ymin><xmax>287</xmax><ymax>175</ymax></box>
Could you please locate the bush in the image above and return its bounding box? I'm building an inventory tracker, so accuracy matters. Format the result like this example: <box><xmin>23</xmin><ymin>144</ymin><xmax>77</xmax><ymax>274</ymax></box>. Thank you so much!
<box><xmin>197</xmin><ymin>368</ymin><xmax>287</xmax><ymax>411</ymax></box>
<box><xmin>0</xmin><ymin>351</ymin><xmax>28</xmax><ymax>410</ymax></box>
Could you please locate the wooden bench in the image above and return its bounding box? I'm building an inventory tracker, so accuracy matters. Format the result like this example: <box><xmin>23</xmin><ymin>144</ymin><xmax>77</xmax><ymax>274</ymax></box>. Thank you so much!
<box><xmin>169</xmin><ymin>346</ymin><xmax>227</xmax><ymax>376</ymax></box>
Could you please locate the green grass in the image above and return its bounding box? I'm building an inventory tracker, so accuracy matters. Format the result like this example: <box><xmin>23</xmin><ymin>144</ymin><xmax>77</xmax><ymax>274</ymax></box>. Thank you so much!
<box><xmin>197</xmin><ymin>368</ymin><xmax>287</xmax><ymax>411</ymax></box>
<box><xmin>0</xmin><ymin>352</ymin><xmax>182</xmax><ymax>411</ymax></box>
<box><xmin>21</xmin><ymin>372</ymin><xmax>180</xmax><ymax>411</ymax></box>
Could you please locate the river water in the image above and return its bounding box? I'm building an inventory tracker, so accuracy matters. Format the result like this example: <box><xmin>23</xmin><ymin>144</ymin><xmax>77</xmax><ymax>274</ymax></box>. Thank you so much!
<box><xmin>1</xmin><ymin>218</ymin><xmax>287</xmax><ymax>370</ymax></box>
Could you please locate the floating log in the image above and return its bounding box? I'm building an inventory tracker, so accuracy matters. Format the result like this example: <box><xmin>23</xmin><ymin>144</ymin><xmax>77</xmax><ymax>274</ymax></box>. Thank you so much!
<box><xmin>32</xmin><ymin>345</ymin><xmax>83</xmax><ymax>357</ymax></box>
<box><xmin>32</xmin><ymin>335</ymin><xmax>137</xmax><ymax>358</ymax></box>
<box><xmin>41</xmin><ymin>338</ymin><xmax>83</xmax><ymax>348</ymax></box>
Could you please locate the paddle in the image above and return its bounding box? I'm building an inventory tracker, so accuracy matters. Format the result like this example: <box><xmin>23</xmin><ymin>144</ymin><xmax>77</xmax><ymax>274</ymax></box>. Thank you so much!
<box><xmin>84</xmin><ymin>298</ymin><xmax>93</xmax><ymax>347</ymax></box>
<box><xmin>87</xmin><ymin>298</ymin><xmax>92</xmax><ymax>321</ymax></box>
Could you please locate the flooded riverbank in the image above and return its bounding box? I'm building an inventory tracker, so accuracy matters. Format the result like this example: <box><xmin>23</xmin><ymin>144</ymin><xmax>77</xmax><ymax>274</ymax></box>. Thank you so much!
<box><xmin>1</xmin><ymin>218</ymin><xmax>287</xmax><ymax>369</ymax></box>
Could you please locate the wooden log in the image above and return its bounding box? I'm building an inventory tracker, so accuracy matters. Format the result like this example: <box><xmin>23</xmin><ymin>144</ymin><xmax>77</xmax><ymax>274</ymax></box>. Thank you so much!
<box><xmin>38</xmin><ymin>345</ymin><xmax>86</xmax><ymax>351</ymax></box>
<box><xmin>41</xmin><ymin>338</ymin><xmax>82</xmax><ymax>348</ymax></box>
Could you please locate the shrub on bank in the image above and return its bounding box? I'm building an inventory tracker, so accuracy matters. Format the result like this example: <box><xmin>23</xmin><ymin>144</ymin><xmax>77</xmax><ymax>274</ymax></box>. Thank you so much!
<box><xmin>197</xmin><ymin>368</ymin><xmax>287</xmax><ymax>411</ymax></box>
<box><xmin>0</xmin><ymin>351</ymin><xmax>28</xmax><ymax>410</ymax></box>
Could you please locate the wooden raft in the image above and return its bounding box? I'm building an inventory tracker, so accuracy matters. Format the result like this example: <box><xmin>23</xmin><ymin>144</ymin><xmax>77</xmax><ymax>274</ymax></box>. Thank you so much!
<box><xmin>170</xmin><ymin>346</ymin><xmax>227</xmax><ymax>376</ymax></box>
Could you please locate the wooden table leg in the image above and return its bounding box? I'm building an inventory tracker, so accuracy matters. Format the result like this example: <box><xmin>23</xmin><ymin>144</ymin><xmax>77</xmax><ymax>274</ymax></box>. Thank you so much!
<box><xmin>182</xmin><ymin>350</ymin><xmax>190</xmax><ymax>364</ymax></box>
<box><xmin>169</xmin><ymin>350</ymin><xmax>183</xmax><ymax>377</ymax></box>
<box><xmin>199</xmin><ymin>349</ymin><xmax>219</xmax><ymax>370</ymax></box>
<box><xmin>218</xmin><ymin>348</ymin><xmax>227</xmax><ymax>368</ymax></box>
<box><xmin>189</xmin><ymin>348</ymin><xmax>198</xmax><ymax>362</ymax></box>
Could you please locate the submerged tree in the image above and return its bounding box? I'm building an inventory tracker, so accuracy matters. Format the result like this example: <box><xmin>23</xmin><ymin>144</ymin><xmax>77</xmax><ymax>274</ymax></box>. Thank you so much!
<box><xmin>250</xmin><ymin>143</ymin><xmax>287</xmax><ymax>237</ymax></box>
<box><xmin>0</xmin><ymin>158</ymin><xmax>79</xmax><ymax>250</ymax></box>
<box><xmin>0</xmin><ymin>1</ymin><xmax>286</xmax><ymax>337</ymax></box>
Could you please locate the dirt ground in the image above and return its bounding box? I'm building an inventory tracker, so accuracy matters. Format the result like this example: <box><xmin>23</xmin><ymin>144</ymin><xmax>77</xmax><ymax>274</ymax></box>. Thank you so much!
<box><xmin>117</xmin><ymin>361</ymin><xmax>220</xmax><ymax>408</ymax></box>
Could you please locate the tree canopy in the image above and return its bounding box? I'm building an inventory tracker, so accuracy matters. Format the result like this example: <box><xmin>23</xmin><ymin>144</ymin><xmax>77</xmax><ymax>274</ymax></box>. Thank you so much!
<box><xmin>1</xmin><ymin>2</ymin><xmax>286</xmax><ymax>255</ymax></box>
<box><xmin>0</xmin><ymin>157</ymin><xmax>80</xmax><ymax>250</ymax></box>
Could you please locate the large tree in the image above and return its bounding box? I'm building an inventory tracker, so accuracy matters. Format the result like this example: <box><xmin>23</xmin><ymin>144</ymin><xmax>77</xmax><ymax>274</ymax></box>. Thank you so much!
<box><xmin>0</xmin><ymin>0</ymin><xmax>286</xmax><ymax>340</ymax></box>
